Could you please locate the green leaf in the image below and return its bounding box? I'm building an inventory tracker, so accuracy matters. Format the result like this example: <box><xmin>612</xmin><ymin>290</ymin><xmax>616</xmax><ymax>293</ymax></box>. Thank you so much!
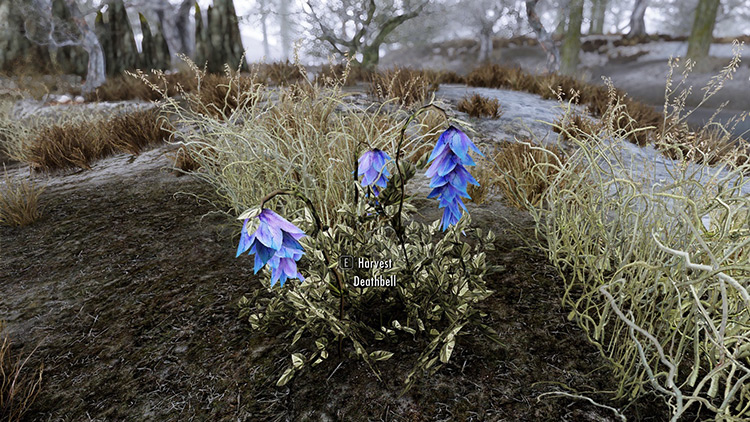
<box><xmin>292</xmin><ymin>353</ymin><xmax>305</xmax><ymax>369</ymax></box>
<box><xmin>369</xmin><ymin>350</ymin><xmax>394</xmax><ymax>361</ymax></box>
<box><xmin>277</xmin><ymin>367</ymin><xmax>296</xmax><ymax>386</ymax></box>
<box><xmin>238</xmin><ymin>207</ymin><xmax>261</xmax><ymax>220</ymax></box>
<box><xmin>292</xmin><ymin>327</ymin><xmax>305</xmax><ymax>345</ymax></box>
<box><xmin>440</xmin><ymin>338</ymin><xmax>456</xmax><ymax>363</ymax></box>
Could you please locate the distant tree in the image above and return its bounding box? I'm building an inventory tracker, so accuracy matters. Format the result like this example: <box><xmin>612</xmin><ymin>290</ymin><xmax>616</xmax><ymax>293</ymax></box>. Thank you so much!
<box><xmin>559</xmin><ymin>0</ymin><xmax>583</xmax><ymax>75</ymax></box>
<box><xmin>174</xmin><ymin>0</ymin><xmax>194</xmax><ymax>57</ymax></box>
<box><xmin>686</xmin><ymin>0</ymin><xmax>720</xmax><ymax>64</ymax></box>
<box><xmin>256</xmin><ymin>0</ymin><xmax>271</xmax><ymax>58</ymax></box>
<box><xmin>627</xmin><ymin>0</ymin><xmax>648</xmax><ymax>37</ymax></box>
<box><xmin>23</xmin><ymin>0</ymin><xmax>105</xmax><ymax>93</ymax></box>
<box><xmin>525</xmin><ymin>0</ymin><xmax>559</xmax><ymax>72</ymax></box>
<box><xmin>554</xmin><ymin>0</ymin><xmax>570</xmax><ymax>35</ymax></box>
<box><xmin>466</xmin><ymin>0</ymin><xmax>520</xmax><ymax>63</ymax></box>
<box><xmin>305</xmin><ymin>0</ymin><xmax>428</xmax><ymax>69</ymax></box>
<box><xmin>589</xmin><ymin>0</ymin><xmax>608</xmax><ymax>34</ymax></box>
<box><xmin>279</xmin><ymin>0</ymin><xmax>293</xmax><ymax>60</ymax></box>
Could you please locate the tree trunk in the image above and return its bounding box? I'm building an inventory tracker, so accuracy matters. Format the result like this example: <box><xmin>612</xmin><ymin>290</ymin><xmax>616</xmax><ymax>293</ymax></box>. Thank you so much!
<box><xmin>477</xmin><ymin>25</ymin><xmax>494</xmax><ymax>63</ymax></box>
<box><xmin>360</xmin><ymin>44</ymin><xmax>379</xmax><ymax>70</ymax></box>
<box><xmin>627</xmin><ymin>0</ymin><xmax>648</xmax><ymax>37</ymax></box>
<box><xmin>279</xmin><ymin>0</ymin><xmax>292</xmax><ymax>60</ymax></box>
<box><xmin>686</xmin><ymin>0</ymin><xmax>720</xmax><ymax>65</ymax></box>
<box><xmin>153</xmin><ymin>19</ymin><xmax>171</xmax><ymax>70</ymax></box>
<box><xmin>589</xmin><ymin>0</ymin><xmax>608</xmax><ymax>34</ymax></box>
<box><xmin>174</xmin><ymin>0</ymin><xmax>193</xmax><ymax>57</ymax></box>
<box><xmin>554</xmin><ymin>0</ymin><xmax>569</xmax><ymax>36</ymax></box>
<box><xmin>51</xmin><ymin>0</ymin><xmax>88</xmax><ymax>76</ymax></box>
<box><xmin>106</xmin><ymin>0</ymin><xmax>139</xmax><ymax>75</ymax></box>
<box><xmin>559</xmin><ymin>0</ymin><xmax>583</xmax><ymax>75</ymax></box>
<box><xmin>0</xmin><ymin>0</ymin><xmax>54</xmax><ymax>74</ymax></box>
<box><xmin>193</xmin><ymin>3</ymin><xmax>208</xmax><ymax>68</ymax></box>
<box><xmin>139</xmin><ymin>13</ymin><xmax>156</xmax><ymax>69</ymax></box>
<box><xmin>64</xmin><ymin>0</ymin><xmax>104</xmax><ymax>93</ymax></box>
<box><xmin>525</xmin><ymin>0</ymin><xmax>559</xmax><ymax>72</ymax></box>
<box><xmin>259</xmin><ymin>0</ymin><xmax>270</xmax><ymax>58</ymax></box>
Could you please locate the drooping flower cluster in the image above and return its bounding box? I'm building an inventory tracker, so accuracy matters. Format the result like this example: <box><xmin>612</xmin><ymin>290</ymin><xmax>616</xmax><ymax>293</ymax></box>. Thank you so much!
<box><xmin>357</xmin><ymin>148</ymin><xmax>391</xmax><ymax>197</ymax></box>
<box><xmin>426</xmin><ymin>126</ymin><xmax>483</xmax><ymax>231</ymax></box>
<box><xmin>236</xmin><ymin>208</ymin><xmax>306</xmax><ymax>287</ymax></box>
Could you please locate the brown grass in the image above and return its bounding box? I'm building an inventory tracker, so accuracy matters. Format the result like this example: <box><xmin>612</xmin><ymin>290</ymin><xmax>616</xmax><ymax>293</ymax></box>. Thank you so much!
<box><xmin>489</xmin><ymin>140</ymin><xmax>567</xmax><ymax>209</ymax></box>
<box><xmin>466</xmin><ymin>64</ymin><xmax>539</xmax><ymax>93</ymax></box>
<box><xmin>368</xmin><ymin>67</ymin><xmax>439</xmax><ymax>107</ymax></box>
<box><xmin>467</xmin><ymin>155</ymin><xmax>496</xmax><ymax>204</ymax></box>
<box><xmin>0</xmin><ymin>169</ymin><xmax>45</xmax><ymax>226</ymax></box>
<box><xmin>435</xmin><ymin>71</ymin><xmax>465</xmax><ymax>85</ymax></box>
<box><xmin>169</xmin><ymin>144</ymin><xmax>203</xmax><ymax>175</ymax></box>
<box><xmin>85</xmin><ymin>72</ymin><xmax>197</xmax><ymax>102</ymax></box>
<box><xmin>27</xmin><ymin>120</ymin><xmax>110</xmax><ymax>170</ymax></box>
<box><xmin>26</xmin><ymin>108</ymin><xmax>168</xmax><ymax>171</ymax></box>
<box><xmin>1</xmin><ymin>322</ymin><xmax>43</xmax><ymax>422</ymax></box>
<box><xmin>315</xmin><ymin>63</ymin><xmax>373</xmax><ymax>86</ymax></box>
<box><xmin>553</xmin><ymin>112</ymin><xmax>602</xmax><ymax>141</ymax></box>
<box><xmin>193</xmin><ymin>73</ymin><xmax>261</xmax><ymax>119</ymax></box>
<box><xmin>465</xmin><ymin>64</ymin><xmax>665</xmax><ymax>146</ymax></box>
<box><xmin>457</xmin><ymin>94</ymin><xmax>503</xmax><ymax>119</ymax></box>
<box><xmin>107</xmin><ymin>109</ymin><xmax>171</xmax><ymax>155</ymax></box>
<box><xmin>659</xmin><ymin>124</ymin><xmax>747</xmax><ymax>166</ymax></box>
<box><xmin>260</xmin><ymin>61</ymin><xmax>307</xmax><ymax>86</ymax></box>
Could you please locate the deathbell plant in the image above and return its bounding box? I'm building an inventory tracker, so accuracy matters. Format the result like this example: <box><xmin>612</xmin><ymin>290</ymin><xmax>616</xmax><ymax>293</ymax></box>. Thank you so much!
<box><xmin>237</xmin><ymin>104</ymin><xmax>500</xmax><ymax>392</ymax></box>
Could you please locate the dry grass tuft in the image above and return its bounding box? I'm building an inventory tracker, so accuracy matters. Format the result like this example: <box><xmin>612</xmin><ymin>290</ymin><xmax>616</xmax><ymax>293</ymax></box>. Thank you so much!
<box><xmin>0</xmin><ymin>322</ymin><xmax>43</xmax><ymax>422</ymax></box>
<box><xmin>169</xmin><ymin>144</ymin><xmax>203</xmax><ymax>175</ymax></box>
<box><xmin>192</xmin><ymin>72</ymin><xmax>262</xmax><ymax>119</ymax></box>
<box><xmin>659</xmin><ymin>124</ymin><xmax>747</xmax><ymax>166</ymax></box>
<box><xmin>260</xmin><ymin>61</ymin><xmax>307</xmax><ymax>86</ymax></box>
<box><xmin>467</xmin><ymin>155</ymin><xmax>497</xmax><ymax>204</ymax></box>
<box><xmin>26</xmin><ymin>108</ymin><xmax>168</xmax><ymax>171</ymax></box>
<box><xmin>466</xmin><ymin>64</ymin><xmax>539</xmax><ymax>93</ymax></box>
<box><xmin>107</xmin><ymin>109</ymin><xmax>171</xmax><ymax>155</ymax></box>
<box><xmin>27</xmin><ymin>120</ymin><xmax>110</xmax><ymax>170</ymax></box>
<box><xmin>489</xmin><ymin>140</ymin><xmax>567</xmax><ymax>209</ymax></box>
<box><xmin>457</xmin><ymin>94</ymin><xmax>503</xmax><ymax>119</ymax></box>
<box><xmin>315</xmin><ymin>63</ymin><xmax>372</xmax><ymax>86</ymax></box>
<box><xmin>369</xmin><ymin>67</ymin><xmax>439</xmax><ymax>107</ymax></box>
<box><xmin>435</xmin><ymin>71</ymin><xmax>466</xmax><ymax>85</ymax></box>
<box><xmin>85</xmin><ymin>72</ymin><xmax>197</xmax><ymax>102</ymax></box>
<box><xmin>553</xmin><ymin>112</ymin><xmax>602</xmax><ymax>141</ymax></box>
<box><xmin>0</xmin><ymin>170</ymin><xmax>45</xmax><ymax>226</ymax></box>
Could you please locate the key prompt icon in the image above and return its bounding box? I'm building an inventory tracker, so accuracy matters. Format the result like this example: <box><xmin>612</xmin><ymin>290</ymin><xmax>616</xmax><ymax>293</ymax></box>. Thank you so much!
<box><xmin>339</xmin><ymin>255</ymin><xmax>354</xmax><ymax>270</ymax></box>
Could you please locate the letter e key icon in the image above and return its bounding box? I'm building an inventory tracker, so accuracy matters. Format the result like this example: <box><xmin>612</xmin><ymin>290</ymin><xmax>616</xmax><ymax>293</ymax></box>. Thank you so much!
<box><xmin>339</xmin><ymin>255</ymin><xmax>353</xmax><ymax>270</ymax></box>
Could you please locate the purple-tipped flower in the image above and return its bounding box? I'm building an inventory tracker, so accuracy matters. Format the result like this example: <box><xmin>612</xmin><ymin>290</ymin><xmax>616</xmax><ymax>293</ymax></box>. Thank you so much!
<box><xmin>426</xmin><ymin>126</ymin><xmax>483</xmax><ymax>231</ymax></box>
<box><xmin>357</xmin><ymin>148</ymin><xmax>391</xmax><ymax>197</ymax></box>
<box><xmin>236</xmin><ymin>209</ymin><xmax>306</xmax><ymax>287</ymax></box>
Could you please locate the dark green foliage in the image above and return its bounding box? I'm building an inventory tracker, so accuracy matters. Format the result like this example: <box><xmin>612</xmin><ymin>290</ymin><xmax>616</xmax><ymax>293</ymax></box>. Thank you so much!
<box><xmin>239</xmin><ymin>184</ymin><xmax>500</xmax><ymax>392</ymax></box>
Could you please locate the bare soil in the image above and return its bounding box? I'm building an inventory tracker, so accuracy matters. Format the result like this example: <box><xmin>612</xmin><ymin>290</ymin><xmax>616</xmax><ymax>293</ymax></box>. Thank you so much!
<box><xmin>0</xmin><ymin>143</ymin><xmax>674</xmax><ymax>421</ymax></box>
